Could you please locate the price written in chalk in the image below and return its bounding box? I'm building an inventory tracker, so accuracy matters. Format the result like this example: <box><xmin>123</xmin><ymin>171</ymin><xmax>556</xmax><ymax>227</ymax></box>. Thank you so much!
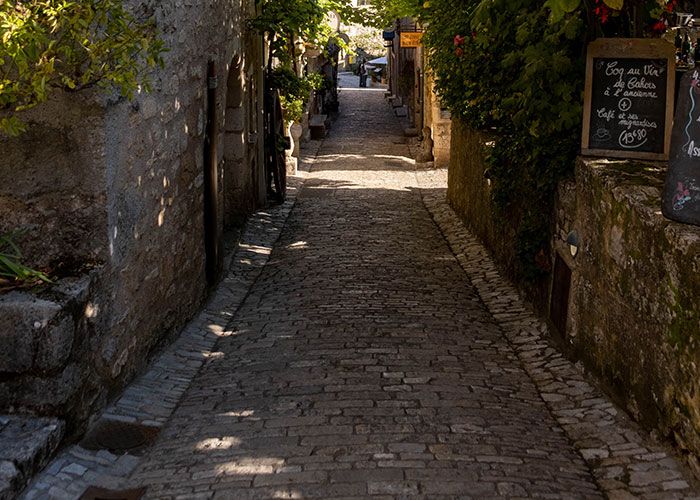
<box><xmin>588</xmin><ymin>57</ymin><xmax>668</xmax><ymax>154</ymax></box>
<box><xmin>582</xmin><ymin>39</ymin><xmax>674</xmax><ymax>161</ymax></box>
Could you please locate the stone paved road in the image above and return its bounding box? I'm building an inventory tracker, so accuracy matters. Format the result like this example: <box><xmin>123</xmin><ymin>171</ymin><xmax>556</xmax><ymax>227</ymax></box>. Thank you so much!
<box><xmin>26</xmin><ymin>86</ymin><xmax>696</xmax><ymax>499</ymax></box>
<box><xmin>128</xmin><ymin>88</ymin><xmax>606</xmax><ymax>499</ymax></box>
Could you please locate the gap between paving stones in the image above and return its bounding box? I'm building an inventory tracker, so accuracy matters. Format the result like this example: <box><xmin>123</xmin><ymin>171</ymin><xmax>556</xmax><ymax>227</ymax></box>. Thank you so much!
<box><xmin>413</xmin><ymin>166</ymin><xmax>700</xmax><ymax>499</ymax></box>
<box><xmin>19</xmin><ymin>142</ymin><xmax>323</xmax><ymax>500</ymax></box>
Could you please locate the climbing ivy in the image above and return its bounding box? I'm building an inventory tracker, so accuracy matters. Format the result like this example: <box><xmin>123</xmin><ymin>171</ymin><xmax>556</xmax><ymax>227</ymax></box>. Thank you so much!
<box><xmin>414</xmin><ymin>0</ymin><xmax>675</xmax><ymax>280</ymax></box>
<box><xmin>0</xmin><ymin>0</ymin><xmax>164</xmax><ymax>136</ymax></box>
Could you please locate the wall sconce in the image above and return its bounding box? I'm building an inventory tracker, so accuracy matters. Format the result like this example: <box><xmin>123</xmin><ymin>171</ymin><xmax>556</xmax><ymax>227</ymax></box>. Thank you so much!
<box><xmin>483</xmin><ymin>168</ymin><xmax>492</xmax><ymax>187</ymax></box>
<box><xmin>566</xmin><ymin>231</ymin><xmax>580</xmax><ymax>258</ymax></box>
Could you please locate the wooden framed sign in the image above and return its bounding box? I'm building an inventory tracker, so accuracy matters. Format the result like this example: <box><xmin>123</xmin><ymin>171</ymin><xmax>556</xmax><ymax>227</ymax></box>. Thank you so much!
<box><xmin>400</xmin><ymin>32</ymin><xmax>423</xmax><ymax>48</ymax></box>
<box><xmin>582</xmin><ymin>38</ymin><xmax>675</xmax><ymax>161</ymax></box>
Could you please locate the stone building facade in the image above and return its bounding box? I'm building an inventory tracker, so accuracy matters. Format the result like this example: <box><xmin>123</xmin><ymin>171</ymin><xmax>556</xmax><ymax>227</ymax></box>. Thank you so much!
<box><xmin>386</xmin><ymin>19</ymin><xmax>451</xmax><ymax>166</ymax></box>
<box><xmin>0</xmin><ymin>0</ymin><xmax>266</xmax><ymax>435</ymax></box>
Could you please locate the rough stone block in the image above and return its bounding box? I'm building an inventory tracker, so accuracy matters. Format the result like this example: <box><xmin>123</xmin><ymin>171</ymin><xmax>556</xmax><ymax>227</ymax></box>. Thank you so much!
<box><xmin>0</xmin><ymin>416</ymin><xmax>64</xmax><ymax>500</ymax></box>
<box><xmin>285</xmin><ymin>156</ymin><xmax>298</xmax><ymax>176</ymax></box>
<box><xmin>36</xmin><ymin>317</ymin><xmax>74</xmax><ymax>372</ymax></box>
<box><xmin>0</xmin><ymin>293</ymin><xmax>65</xmax><ymax>374</ymax></box>
<box><xmin>394</xmin><ymin>106</ymin><xmax>408</xmax><ymax>118</ymax></box>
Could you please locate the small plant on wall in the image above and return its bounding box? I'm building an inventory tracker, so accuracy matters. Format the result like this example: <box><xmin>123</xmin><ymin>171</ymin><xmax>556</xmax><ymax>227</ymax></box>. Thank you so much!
<box><xmin>0</xmin><ymin>0</ymin><xmax>165</xmax><ymax>136</ymax></box>
<box><xmin>0</xmin><ymin>232</ymin><xmax>51</xmax><ymax>290</ymax></box>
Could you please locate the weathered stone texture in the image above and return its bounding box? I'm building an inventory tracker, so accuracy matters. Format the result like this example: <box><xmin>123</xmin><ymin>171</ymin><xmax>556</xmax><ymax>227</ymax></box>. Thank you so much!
<box><xmin>0</xmin><ymin>416</ymin><xmax>64</xmax><ymax>500</ymax></box>
<box><xmin>0</xmin><ymin>0</ymin><xmax>266</xmax><ymax>435</ymax></box>
<box><xmin>446</xmin><ymin>117</ymin><xmax>517</xmax><ymax>275</ymax></box>
<box><xmin>447</xmin><ymin>119</ymin><xmax>700</xmax><ymax>472</ymax></box>
<box><xmin>561</xmin><ymin>158</ymin><xmax>700</xmax><ymax>470</ymax></box>
<box><xmin>0</xmin><ymin>94</ymin><xmax>107</xmax><ymax>271</ymax></box>
<box><xmin>423</xmin><ymin>70</ymin><xmax>451</xmax><ymax>168</ymax></box>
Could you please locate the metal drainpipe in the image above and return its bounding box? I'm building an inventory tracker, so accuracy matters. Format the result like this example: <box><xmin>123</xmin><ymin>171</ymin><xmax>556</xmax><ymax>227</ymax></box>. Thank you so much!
<box><xmin>204</xmin><ymin>60</ymin><xmax>221</xmax><ymax>286</ymax></box>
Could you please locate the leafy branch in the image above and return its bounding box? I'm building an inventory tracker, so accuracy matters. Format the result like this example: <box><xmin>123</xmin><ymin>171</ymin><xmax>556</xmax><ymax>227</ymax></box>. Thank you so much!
<box><xmin>0</xmin><ymin>0</ymin><xmax>165</xmax><ymax>136</ymax></box>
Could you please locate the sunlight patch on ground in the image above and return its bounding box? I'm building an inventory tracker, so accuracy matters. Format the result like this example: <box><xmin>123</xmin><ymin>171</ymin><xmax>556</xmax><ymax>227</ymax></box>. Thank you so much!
<box><xmin>373</xmin><ymin>154</ymin><xmax>415</xmax><ymax>164</ymax></box>
<box><xmin>202</xmin><ymin>351</ymin><xmax>225</xmax><ymax>359</ymax></box>
<box><xmin>239</xmin><ymin>244</ymin><xmax>272</xmax><ymax>255</ymax></box>
<box><xmin>287</xmin><ymin>241</ymin><xmax>308</xmax><ymax>249</ymax></box>
<box><xmin>195</xmin><ymin>436</ymin><xmax>242</xmax><ymax>451</ymax></box>
<box><xmin>218</xmin><ymin>409</ymin><xmax>255</xmax><ymax>418</ymax></box>
<box><xmin>215</xmin><ymin>457</ymin><xmax>285</xmax><ymax>476</ymax></box>
<box><xmin>338</xmin><ymin>87</ymin><xmax>388</xmax><ymax>93</ymax></box>
<box><xmin>270</xmin><ymin>489</ymin><xmax>303</xmax><ymax>499</ymax></box>
<box><xmin>314</xmin><ymin>154</ymin><xmax>366</xmax><ymax>163</ymax></box>
<box><xmin>206</xmin><ymin>324</ymin><xmax>232</xmax><ymax>337</ymax></box>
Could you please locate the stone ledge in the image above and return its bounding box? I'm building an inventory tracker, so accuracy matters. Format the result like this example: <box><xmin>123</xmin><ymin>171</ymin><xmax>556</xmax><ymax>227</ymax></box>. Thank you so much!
<box><xmin>0</xmin><ymin>274</ymin><xmax>96</xmax><ymax>418</ymax></box>
<box><xmin>0</xmin><ymin>416</ymin><xmax>64</xmax><ymax>500</ymax></box>
<box><xmin>561</xmin><ymin>157</ymin><xmax>700</xmax><ymax>468</ymax></box>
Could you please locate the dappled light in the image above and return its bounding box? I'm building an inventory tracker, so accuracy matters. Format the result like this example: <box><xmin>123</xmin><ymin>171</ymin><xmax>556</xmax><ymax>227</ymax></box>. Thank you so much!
<box><xmin>287</xmin><ymin>241</ymin><xmax>308</xmax><ymax>249</ymax></box>
<box><xmin>195</xmin><ymin>436</ymin><xmax>243</xmax><ymax>451</ymax></box>
<box><xmin>11</xmin><ymin>1</ymin><xmax>698</xmax><ymax>496</ymax></box>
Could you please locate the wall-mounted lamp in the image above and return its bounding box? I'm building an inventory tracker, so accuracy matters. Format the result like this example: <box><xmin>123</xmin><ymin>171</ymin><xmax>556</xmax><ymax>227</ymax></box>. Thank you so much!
<box><xmin>566</xmin><ymin>231</ymin><xmax>580</xmax><ymax>258</ymax></box>
<box><xmin>483</xmin><ymin>168</ymin><xmax>492</xmax><ymax>187</ymax></box>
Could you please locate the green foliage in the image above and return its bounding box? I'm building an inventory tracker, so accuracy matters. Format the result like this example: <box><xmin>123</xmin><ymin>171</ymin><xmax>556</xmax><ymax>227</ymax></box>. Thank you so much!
<box><xmin>368</xmin><ymin>0</ymin><xmax>424</xmax><ymax>28</ymax></box>
<box><xmin>347</xmin><ymin>25</ymin><xmax>386</xmax><ymax>57</ymax></box>
<box><xmin>416</xmin><ymin>0</ymin><xmax>672</xmax><ymax>279</ymax></box>
<box><xmin>306</xmin><ymin>72</ymin><xmax>326</xmax><ymax>92</ymax></box>
<box><xmin>252</xmin><ymin>0</ymin><xmax>365</xmax><ymax>123</ymax></box>
<box><xmin>421</xmin><ymin>0</ymin><xmax>585</xmax><ymax>279</ymax></box>
<box><xmin>270</xmin><ymin>66</ymin><xmax>327</xmax><ymax>123</ymax></box>
<box><xmin>0</xmin><ymin>0</ymin><xmax>164</xmax><ymax>136</ymax></box>
<box><xmin>0</xmin><ymin>232</ymin><xmax>51</xmax><ymax>287</ymax></box>
<box><xmin>252</xmin><ymin>0</ymin><xmax>368</xmax><ymax>65</ymax></box>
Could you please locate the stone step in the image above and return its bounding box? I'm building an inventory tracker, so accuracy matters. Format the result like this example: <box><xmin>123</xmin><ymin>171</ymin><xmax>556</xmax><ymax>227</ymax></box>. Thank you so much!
<box><xmin>309</xmin><ymin>114</ymin><xmax>328</xmax><ymax>140</ymax></box>
<box><xmin>0</xmin><ymin>416</ymin><xmax>64</xmax><ymax>499</ymax></box>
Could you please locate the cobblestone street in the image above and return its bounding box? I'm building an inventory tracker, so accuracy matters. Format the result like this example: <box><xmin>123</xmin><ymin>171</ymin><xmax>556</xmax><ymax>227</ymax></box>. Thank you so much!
<box><xmin>23</xmin><ymin>82</ymin><xmax>698</xmax><ymax>499</ymax></box>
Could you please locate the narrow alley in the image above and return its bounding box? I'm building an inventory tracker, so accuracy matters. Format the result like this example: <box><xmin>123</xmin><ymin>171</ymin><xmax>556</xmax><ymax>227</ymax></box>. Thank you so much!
<box><xmin>21</xmin><ymin>80</ymin><xmax>696</xmax><ymax>499</ymax></box>
<box><xmin>131</xmin><ymin>85</ymin><xmax>604</xmax><ymax>497</ymax></box>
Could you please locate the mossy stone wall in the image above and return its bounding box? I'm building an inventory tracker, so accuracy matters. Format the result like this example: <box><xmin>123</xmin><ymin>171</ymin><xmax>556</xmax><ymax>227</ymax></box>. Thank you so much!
<box><xmin>564</xmin><ymin>158</ymin><xmax>700</xmax><ymax>469</ymax></box>
<box><xmin>448</xmin><ymin>120</ymin><xmax>700</xmax><ymax>470</ymax></box>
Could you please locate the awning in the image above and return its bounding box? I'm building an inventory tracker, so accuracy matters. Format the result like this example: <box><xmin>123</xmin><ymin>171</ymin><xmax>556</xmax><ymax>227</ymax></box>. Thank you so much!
<box><xmin>367</xmin><ymin>56</ymin><xmax>387</xmax><ymax>65</ymax></box>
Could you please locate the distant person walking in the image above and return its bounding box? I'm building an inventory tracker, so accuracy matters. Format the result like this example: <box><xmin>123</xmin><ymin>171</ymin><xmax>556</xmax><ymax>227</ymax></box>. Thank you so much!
<box><xmin>358</xmin><ymin>60</ymin><xmax>368</xmax><ymax>88</ymax></box>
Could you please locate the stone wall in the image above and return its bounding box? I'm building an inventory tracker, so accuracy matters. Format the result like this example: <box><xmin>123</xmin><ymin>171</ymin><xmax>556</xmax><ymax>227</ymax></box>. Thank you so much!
<box><xmin>446</xmin><ymin>118</ymin><xmax>518</xmax><ymax>276</ymax></box>
<box><xmin>447</xmin><ymin>119</ymin><xmax>700</xmax><ymax>469</ymax></box>
<box><xmin>556</xmin><ymin>158</ymin><xmax>700</xmax><ymax>469</ymax></box>
<box><xmin>0</xmin><ymin>0</ymin><xmax>265</xmax><ymax>434</ymax></box>
<box><xmin>0</xmin><ymin>93</ymin><xmax>107</xmax><ymax>272</ymax></box>
<box><xmin>423</xmin><ymin>69</ymin><xmax>451</xmax><ymax>168</ymax></box>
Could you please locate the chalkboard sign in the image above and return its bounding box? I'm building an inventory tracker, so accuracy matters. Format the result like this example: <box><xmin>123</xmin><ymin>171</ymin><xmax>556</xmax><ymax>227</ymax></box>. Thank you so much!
<box><xmin>662</xmin><ymin>68</ymin><xmax>700</xmax><ymax>226</ymax></box>
<box><xmin>582</xmin><ymin>39</ymin><xmax>675</xmax><ymax>161</ymax></box>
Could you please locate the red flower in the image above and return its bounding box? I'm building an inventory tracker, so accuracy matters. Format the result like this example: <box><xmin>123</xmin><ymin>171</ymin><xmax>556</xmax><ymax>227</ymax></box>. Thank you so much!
<box><xmin>594</xmin><ymin>6</ymin><xmax>609</xmax><ymax>23</ymax></box>
<box><xmin>471</xmin><ymin>31</ymin><xmax>477</xmax><ymax>39</ymax></box>
<box><xmin>454</xmin><ymin>47</ymin><xmax>463</xmax><ymax>57</ymax></box>
<box><xmin>453</xmin><ymin>34</ymin><xmax>465</xmax><ymax>47</ymax></box>
<box><xmin>666</xmin><ymin>0</ymin><xmax>677</xmax><ymax>12</ymax></box>
<box><xmin>651</xmin><ymin>20</ymin><xmax>666</xmax><ymax>33</ymax></box>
